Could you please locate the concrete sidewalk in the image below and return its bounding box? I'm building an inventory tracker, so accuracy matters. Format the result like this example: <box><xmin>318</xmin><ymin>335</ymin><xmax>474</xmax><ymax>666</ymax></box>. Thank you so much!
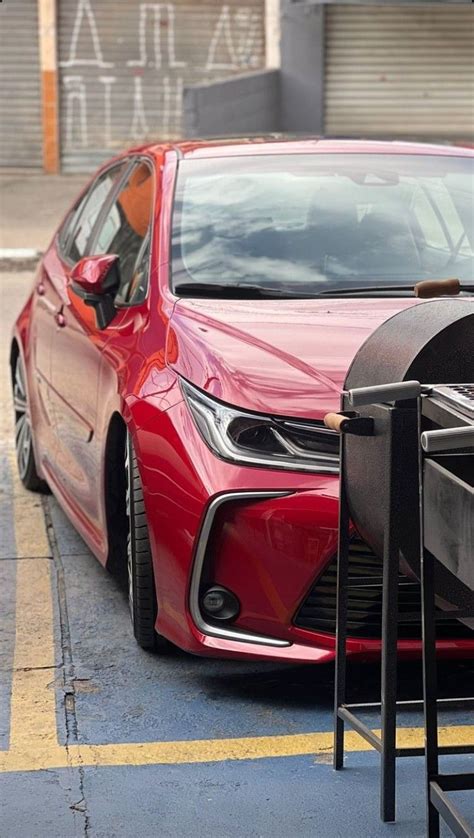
<box><xmin>0</xmin><ymin>173</ymin><xmax>84</xmax><ymax>255</ymax></box>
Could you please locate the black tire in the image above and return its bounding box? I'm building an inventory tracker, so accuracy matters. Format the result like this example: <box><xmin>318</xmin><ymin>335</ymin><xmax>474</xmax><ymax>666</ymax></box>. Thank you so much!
<box><xmin>12</xmin><ymin>355</ymin><xmax>49</xmax><ymax>493</ymax></box>
<box><xmin>126</xmin><ymin>433</ymin><xmax>168</xmax><ymax>652</ymax></box>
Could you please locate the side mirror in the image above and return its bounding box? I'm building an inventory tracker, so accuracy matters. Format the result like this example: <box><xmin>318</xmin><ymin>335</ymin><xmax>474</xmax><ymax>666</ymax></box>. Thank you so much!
<box><xmin>70</xmin><ymin>254</ymin><xmax>120</xmax><ymax>329</ymax></box>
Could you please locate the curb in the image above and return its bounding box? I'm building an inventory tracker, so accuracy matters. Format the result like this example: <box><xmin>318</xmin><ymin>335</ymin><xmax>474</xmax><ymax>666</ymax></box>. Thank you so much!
<box><xmin>0</xmin><ymin>249</ymin><xmax>41</xmax><ymax>271</ymax></box>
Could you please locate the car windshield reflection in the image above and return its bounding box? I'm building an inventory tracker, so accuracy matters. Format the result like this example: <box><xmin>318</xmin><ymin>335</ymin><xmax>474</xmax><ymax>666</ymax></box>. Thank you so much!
<box><xmin>171</xmin><ymin>154</ymin><xmax>474</xmax><ymax>296</ymax></box>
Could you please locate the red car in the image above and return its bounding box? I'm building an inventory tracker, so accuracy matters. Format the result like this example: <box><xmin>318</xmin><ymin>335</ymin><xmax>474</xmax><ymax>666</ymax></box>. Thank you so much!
<box><xmin>11</xmin><ymin>138</ymin><xmax>474</xmax><ymax>663</ymax></box>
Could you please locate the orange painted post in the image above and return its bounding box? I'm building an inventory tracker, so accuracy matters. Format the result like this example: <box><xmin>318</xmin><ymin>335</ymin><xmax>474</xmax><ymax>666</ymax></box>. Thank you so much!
<box><xmin>38</xmin><ymin>0</ymin><xmax>59</xmax><ymax>173</ymax></box>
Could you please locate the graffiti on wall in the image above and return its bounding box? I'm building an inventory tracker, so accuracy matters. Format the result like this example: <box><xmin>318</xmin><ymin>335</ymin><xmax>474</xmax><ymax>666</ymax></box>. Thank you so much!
<box><xmin>59</xmin><ymin>0</ymin><xmax>263</xmax><ymax>154</ymax></box>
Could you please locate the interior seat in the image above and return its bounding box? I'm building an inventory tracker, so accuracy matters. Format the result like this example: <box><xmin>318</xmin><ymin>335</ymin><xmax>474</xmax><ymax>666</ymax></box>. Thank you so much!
<box><xmin>356</xmin><ymin>209</ymin><xmax>421</xmax><ymax>273</ymax></box>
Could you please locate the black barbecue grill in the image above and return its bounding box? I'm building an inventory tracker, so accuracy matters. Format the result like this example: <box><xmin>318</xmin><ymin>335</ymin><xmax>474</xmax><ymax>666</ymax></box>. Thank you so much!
<box><xmin>342</xmin><ymin>299</ymin><xmax>473</xmax><ymax>584</ymax></box>
<box><xmin>325</xmin><ymin>299</ymin><xmax>474</xmax><ymax>837</ymax></box>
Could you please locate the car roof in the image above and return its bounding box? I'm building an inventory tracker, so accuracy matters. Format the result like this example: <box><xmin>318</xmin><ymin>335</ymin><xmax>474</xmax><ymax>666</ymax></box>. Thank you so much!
<box><xmin>134</xmin><ymin>135</ymin><xmax>473</xmax><ymax>162</ymax></box>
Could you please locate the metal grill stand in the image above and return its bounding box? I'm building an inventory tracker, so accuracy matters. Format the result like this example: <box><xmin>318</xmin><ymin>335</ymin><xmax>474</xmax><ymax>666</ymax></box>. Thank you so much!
<box><xmin>420</xmin><ymin>395</ymin><xmax>474</xmax><ymax>838</ymax></box>
<box><xmin>334</xmin><ymin>402</ymin><xmax>421</xmax><ymax>824</ymax></box>
<box><xmin>420</xmin><ymin>545</ymin><xmax>474</xmax><ymax>838</ymax></box>
<box><xmin>331</xmin><ymin>387</ymin><xmax>474</xmax><ymax>834</ymax></box>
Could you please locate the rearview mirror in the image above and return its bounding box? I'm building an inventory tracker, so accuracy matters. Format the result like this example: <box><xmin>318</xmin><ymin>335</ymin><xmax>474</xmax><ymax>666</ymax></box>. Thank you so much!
<box><xmin>70</xmin><ymin>254</ymin><xmax>120</xmax><ymax>329</ymax></box>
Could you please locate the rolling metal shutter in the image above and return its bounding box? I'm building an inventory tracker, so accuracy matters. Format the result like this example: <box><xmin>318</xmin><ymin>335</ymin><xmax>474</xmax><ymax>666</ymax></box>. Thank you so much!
<box><xmin>325</xmin><ymin>5</ymin><xmax>474</xmax><ymax>140</ymax></box>
<box><xmin>58</xmin><ymin>0</ymin><xmax>265</xmax><ymax>172</ymax></box>
<box><xmin>0</xmin><ymin>0</ymin><xmax>42</xmax><ymax>168</ymax></box>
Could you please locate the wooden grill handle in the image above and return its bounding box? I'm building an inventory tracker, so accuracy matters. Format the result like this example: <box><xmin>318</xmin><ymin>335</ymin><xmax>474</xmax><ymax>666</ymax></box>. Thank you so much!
<box><xmin>323</xmin><ymin>412</ymin><xmax>347</xmax><ymax>433</ymax></box>
<box><xmin>415</xmin><ymin>278</ymin><xmax>460</xmax><ymax>298</ymax></box>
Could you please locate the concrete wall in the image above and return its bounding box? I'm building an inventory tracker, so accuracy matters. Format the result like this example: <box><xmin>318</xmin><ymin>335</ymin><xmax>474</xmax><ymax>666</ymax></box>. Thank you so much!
<box><xmin>182</xmin><ymin>2</ymin><xmax>327</xmax><ymax>138</ymax></box>
<box><xmin>183</xmin><ymin>69</ymin><xmax>281</xmax><ymax>138</ymax></box>
<box><xmin>280</xmin><ymin>2</ymin><xmax>325</xmax><ymax>132</ymax></box>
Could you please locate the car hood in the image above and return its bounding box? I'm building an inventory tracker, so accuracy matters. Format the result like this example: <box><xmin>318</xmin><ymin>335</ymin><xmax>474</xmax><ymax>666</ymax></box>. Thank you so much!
<box><xmin>168</xmin><ymin>297</ymin><xmax>418</xmax><ymax>419</ymax></box>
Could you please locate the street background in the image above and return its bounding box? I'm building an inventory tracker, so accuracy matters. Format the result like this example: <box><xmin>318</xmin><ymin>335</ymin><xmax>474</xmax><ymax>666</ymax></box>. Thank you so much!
<box><xmin>1</xmin><ymin>0</ymin><xmax>473</xmax><ymax>835</ymax></box>
<box><xmin>0</xmin><ymin>165</ymin><xmax>473</xmax><ymax>838</ymax></box>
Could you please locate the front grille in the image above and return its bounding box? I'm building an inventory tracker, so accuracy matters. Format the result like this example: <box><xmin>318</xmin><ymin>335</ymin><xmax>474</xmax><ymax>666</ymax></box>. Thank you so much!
<box><xmin>294</xmin><ymin>537</ymin><xmax>471</xmax><ymax>639</ymax></box>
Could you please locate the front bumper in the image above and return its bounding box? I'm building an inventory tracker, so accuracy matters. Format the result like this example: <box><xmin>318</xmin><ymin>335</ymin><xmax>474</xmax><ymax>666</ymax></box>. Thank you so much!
<box><xmin>183</xmin><ymin>488</ymin><xmax>473</xmax><ymax>663</ymax></box>
<box><xmin>136</xmin><ymin>398</ymin><xmax>474</xmax><ymax>664</ymax></box>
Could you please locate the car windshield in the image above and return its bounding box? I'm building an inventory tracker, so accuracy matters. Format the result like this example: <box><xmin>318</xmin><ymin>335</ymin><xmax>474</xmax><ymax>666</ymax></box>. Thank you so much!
<box><xmin>171</xmin><ymin>153</ymin><xmax>474</xmax><ymax>297</ymax></box>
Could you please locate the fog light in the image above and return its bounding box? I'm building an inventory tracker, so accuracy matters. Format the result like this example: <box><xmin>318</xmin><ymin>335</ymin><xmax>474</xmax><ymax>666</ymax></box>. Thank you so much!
<box><xmin>201</xmin><ymin>586</ymin><xmax>240</xmax><ymax>622</ymax></box>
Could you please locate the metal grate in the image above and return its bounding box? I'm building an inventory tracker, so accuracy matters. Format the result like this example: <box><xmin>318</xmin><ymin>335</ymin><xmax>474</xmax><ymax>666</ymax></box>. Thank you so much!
<box><xmin>431</xmin><ymin>384</ymin><xmax>474</xmax><ymax>420</ymax></box>
<box><xmin>325</xmin><ymin>5</ymin><xmax>474</xmax><ymax>140</ymax></box>
<box><xmin>294</xmin><ymin>536</ymin><xmax>471</xmax><ymax>639</ymax></box>
<box><xmin>0</xmin><ymin>0</ymin><xmax>42</xmax><ymax>168</ymax></box>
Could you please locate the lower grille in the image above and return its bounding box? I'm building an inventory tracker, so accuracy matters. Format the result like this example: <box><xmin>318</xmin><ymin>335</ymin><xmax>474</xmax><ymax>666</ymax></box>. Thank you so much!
<box><xmin>294</xmin><ymin>536</ymin><xmax>471</xmax><ymax>639</ymax></box>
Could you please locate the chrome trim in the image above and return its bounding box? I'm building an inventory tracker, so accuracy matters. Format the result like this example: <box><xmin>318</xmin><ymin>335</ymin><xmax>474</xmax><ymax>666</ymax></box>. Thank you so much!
<box><xmin>189</xmin><ymin>491</ymin><xmax>291</xmax><ymax>647</ymax></box>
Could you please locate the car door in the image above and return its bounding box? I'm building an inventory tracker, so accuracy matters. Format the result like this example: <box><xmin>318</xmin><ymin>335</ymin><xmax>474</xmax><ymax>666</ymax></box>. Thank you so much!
<box><xmin>29</xmin><ymin>251</ymin><xmax>64</xmax><ymax>469</ymax></box>
<box><xmin>50</xmin><ymin>157</ymin><xmax>154</xmax><ymax>545</ymax></box>
<box><xmin>48</xmin><ymin>160</ymin><xmax>131</xmax><ymax>536</ymax></box>
<box><xmin>28</xmin><ymin>191</ymin><xmax>90</xmax><ymax>471</ymax></box>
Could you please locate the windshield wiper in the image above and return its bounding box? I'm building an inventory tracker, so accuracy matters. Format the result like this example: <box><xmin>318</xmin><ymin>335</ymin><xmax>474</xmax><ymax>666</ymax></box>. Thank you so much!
<box><xmin>174</xmin><ymin>280</ymin><xmax>474</xmax><ymax>300</ymax></box>
<box><xmin>318</xmin><ymin>279</ymin><xmax>474</xmax><ymax>298</ymax></box>
<box><xmin>174</xmin><ymin>282</ymin><xmax>312</xmax><ymax>299</ymax></box>
<box><xmin>316</xmin><ymin>285</ymin><xmax>418</xmax><ymax>297</ymax></box>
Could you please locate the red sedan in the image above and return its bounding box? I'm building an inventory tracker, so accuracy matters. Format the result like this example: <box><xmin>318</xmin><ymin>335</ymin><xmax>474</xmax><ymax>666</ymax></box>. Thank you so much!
<box><xmin>11</xmin><ymin>138</ymin><xmax>474</xmax><ymax>663</ymax></box>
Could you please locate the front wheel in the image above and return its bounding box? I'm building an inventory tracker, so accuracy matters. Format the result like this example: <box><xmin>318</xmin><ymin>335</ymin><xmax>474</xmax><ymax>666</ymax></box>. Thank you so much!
<box><xmin>125</xmin><ymin>433</ymin><xmax>168</xmax><ymax>652</ymax></box>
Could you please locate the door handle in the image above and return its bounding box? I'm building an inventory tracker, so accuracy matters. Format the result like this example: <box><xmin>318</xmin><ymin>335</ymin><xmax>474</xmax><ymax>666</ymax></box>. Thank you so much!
<box><xmin>55</xmin><ymin>311</ymin><xmax>66</xmax><ymax>328</ymax></box>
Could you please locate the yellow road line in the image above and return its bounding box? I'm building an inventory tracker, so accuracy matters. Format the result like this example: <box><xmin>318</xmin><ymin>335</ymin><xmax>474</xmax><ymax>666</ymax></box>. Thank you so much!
<box><xmin>1</xmin><ymin>725</ymin><xmax>473</xmax><ymax>774</ymax></box>
<box><xmin>9</xmin><ymin>556</ymin><xmax>58</xmax><ymax>751</ymax></box>
<box><xmin>11</xmin><ymin>494</ymin><xmax>51</xmax><ymax>558</ymax></box>
<box><xmin>3</xmin><ymin>450</ymin><xmax>473</xmax><ymax>775</ymax></box>
<box><xmin>8</xmin><ymin>446</ymin><xmax>56</xmax><ymax>753</ymax></box>
<box><xmin>9</xmin><ymin>448</ymin><xmax>51</xmax><ymax>559</ymax></box>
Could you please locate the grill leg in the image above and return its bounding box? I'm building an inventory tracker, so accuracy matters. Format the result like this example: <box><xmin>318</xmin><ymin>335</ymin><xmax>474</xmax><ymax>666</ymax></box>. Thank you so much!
<box><xmin>380</xmin><ymin>531</ymin><xmax>399</xmax><ymax>822</ymax></box>
<box><xmin>334</xmin><ymin>461</ymin><xmax>350</xmax><ymax>771</ymax></box>
<box><xmin>380</xmin><ymin>444</ymin><xmax>402</xmax><ymax>823</ymax></box>
<box><xmin>421</xmin><ymin>550</ymin><xmax>440</xmax><ymax>838</ymax></box>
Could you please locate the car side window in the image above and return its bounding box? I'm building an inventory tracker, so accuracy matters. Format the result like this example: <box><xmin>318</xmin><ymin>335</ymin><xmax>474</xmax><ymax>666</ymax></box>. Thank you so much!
<box><xmin>92</xmin><ymin>160</ymin><xmax>154</xmax><ymax>305</ymax></box>
<box><xmin>58</xmin><ymin>194</ymin><xmax>87</xmax><ymax>254</ymax></box>
<box><xmin>126</xmin><ymin>235</ymin><xmax>151</xmax><ymax>305</ymax></box>
<box><xmin>66</xmin><ymin>164</ymin><xmax>128</xmax><ymax>264</ymax></box>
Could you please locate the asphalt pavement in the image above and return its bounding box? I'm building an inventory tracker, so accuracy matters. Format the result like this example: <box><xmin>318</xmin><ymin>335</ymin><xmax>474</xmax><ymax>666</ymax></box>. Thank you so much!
<box><xmin>0</xmin><ymin>184</ymin><xmax>473</xmax><ymax>837</ymax></box>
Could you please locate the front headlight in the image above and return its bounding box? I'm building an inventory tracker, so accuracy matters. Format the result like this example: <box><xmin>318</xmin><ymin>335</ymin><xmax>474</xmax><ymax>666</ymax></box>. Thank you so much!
<box><xmin>181</xmin><ymin>379</ymin><xmax>340</xmax><ymax>474</ymax></box>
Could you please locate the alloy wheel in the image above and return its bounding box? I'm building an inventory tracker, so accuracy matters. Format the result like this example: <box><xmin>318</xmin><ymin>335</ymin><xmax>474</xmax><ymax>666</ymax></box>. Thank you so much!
<box><xmin>13</xmin><ymin>360</ymin><xmax>32</xmax><ymax>481</ymax></box>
